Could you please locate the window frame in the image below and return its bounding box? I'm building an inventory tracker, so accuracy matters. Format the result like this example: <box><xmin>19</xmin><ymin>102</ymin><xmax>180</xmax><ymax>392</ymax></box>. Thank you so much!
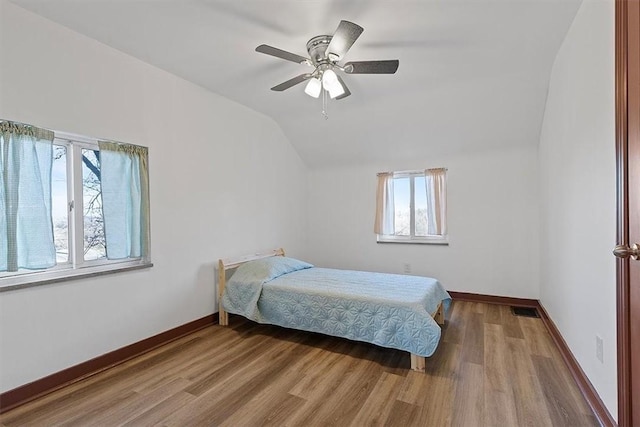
<box><xmin>376</xmin><ymin>170</ymin><xmax>448</xmax><ymax>245</ymax></box>
<box><xmin>0</xmin><ymin>131</ymin><xmax>152</xmax><ymax>291</ymax></box>
<box><xmin>51</xmin><ymin>140</ymin><xmax>71</xmax><ymax>265</ymax></box>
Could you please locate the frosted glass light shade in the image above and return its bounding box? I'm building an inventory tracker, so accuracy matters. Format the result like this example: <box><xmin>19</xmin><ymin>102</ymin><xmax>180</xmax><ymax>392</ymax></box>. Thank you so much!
<box><xmin>328</xmin><ymin>82</ymin><xmax>345</xmax><ymax>99</ymax></box>
<box><xmin>322</xmin><ymin>69</ymin><xmax>345</xmax><ymax>99</ymax></box>
<box><xmin>322</xmin><ymin>69</ymin><xmax>339</xmax><ymax>91</ymax></box>
<box><xmin>304</xmin><ymin>78</ymin><xmax>321</xmax><ymax>98</ymax></box>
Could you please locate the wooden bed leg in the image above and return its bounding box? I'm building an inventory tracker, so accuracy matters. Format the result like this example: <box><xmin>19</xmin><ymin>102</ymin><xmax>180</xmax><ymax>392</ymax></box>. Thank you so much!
<box><xmin>410</xmin><ymin>354</ymin><xmax>426</xmax><ymax>372</ymax></box>
<box><xmin>218</xmin><ymin>259</ymin><xmax>229</xmax><ymax>326</ymax></box>
<box><xmin>434</xmin><ymin>301</ymin><xmax>445</xmax><ymax>326</ymax></box>
<box><xmin>219</xmin><ymin>308</ymin><xmax>229</xmax><ymax>326</ymax></box>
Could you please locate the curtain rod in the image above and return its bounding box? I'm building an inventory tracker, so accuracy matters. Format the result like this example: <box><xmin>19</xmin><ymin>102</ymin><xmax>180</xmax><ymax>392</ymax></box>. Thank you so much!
<box><xmin>54</xmin><ymin>130</ymin><xmax>145</xmax><ymax>149</ymax></box>
<box><xmin>377</xmin><ymin>168</ymin><xmax>448</xmax><ymax>176</ymax></box>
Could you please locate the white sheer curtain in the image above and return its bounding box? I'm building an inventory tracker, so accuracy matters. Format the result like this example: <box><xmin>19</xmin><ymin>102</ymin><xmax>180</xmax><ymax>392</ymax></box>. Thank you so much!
<box><xmin>374</xmin><ymin>172</ymin><xmax>395</xmax><ymax>235</ymax></box>
<box><xmin>0</xmin><ymin>121</ymin><xmax>55</xmax><ymax>271</ymax></box>
<box><xmin>425</xmin><ymin>168</ymin><xmax>447</xmax><ymax>236</ymax></box>
<box><xmin>98</xmin><ymin>141</ymin><xmax>150</xmax><ymax>261</ymax></box>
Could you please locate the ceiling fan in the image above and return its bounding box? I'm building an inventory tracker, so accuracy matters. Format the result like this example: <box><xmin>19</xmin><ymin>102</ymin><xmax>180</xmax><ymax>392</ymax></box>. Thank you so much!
<box><xmin>255</xmin><ymin>20</ymin><xmax>399</xmax><ymax>101</ymax></box>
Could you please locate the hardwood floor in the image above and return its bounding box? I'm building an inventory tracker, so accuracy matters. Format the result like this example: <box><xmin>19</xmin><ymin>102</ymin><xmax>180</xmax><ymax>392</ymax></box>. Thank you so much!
<box><xmin>0</xmin><ymin>301</ymin><xmax>599</xmax><ymax>426</ymax></box>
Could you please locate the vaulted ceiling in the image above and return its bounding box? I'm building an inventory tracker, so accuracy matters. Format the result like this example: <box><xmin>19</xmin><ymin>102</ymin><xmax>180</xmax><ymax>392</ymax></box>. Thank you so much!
<box><xmin>12</xmin><ymin>0</ymin><xmax>581</xmax><ymax>167</ymax></box>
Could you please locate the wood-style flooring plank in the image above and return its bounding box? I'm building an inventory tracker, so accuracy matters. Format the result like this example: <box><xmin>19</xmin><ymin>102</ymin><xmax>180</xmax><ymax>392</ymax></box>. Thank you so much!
<box><xmin>163</xmin><ymin>331</ymin><xmax>315</xmax><ymax>426</ymax></box>
<box><xmin>484</xmin><ymin>302</ymin><xmax>503</xmax><ymax>324</ymax></box>
<box><xmin>531</xmin><ymin>354</ymin><xmax>595</xmax><ymax>427</ymax></box>
<box><xmin>442</xmin><ymin>300</ymin><xmax>464</xmax><ymax>344</ymax></box>
<box><xmin>215</xmin><ymin>336</ymin><xmax>322</xmax><ymax>426</ymax></box>
<box><xmin>505</xmin><ymin>336</ymin><xmax>554</xmax><ymax>427</ymax></box>
<box><xmin>401</xmin><ymin>340</ymin><xmax>461</xmax><ymax>425</ymax></box>
<box><xmin>484</xmin><ymin>323</ymin><xmax>519</xmax><ymax>426</ymax></box>
<box><xmin>470</xmin><ymin>301</ymin><xmax>486</xmax><ymax>314</ymax></box>
<box><xmin>386</xmin><ymin>400</ymin><xmax>422</xmax><ymax>426</ymax></box>
<box><xmin>256</xmin><ymin>393</ymin><xmax>307</xmax><ymax>427</ymax></box>
<box><xmin>349</xmin><ymin>371</ymin><xmax>405</xmax><ymax>426</ymax></box>
<box><xmin>287</xmin><ymin>345</ymin><xmax>383</xmax><ymax>426</ymax></box>
<box><xmin>287</xmin><ymin>338</ymin><xmax>353</xmax><ymax>400</ymax></box>
<box><xmin>0</xmin><ymin>302</ymin><xmax>600</xmax><ymax>427</ymax></box>
<box><xmin>501</xmin><ymin>304</ymin><xmax>525</xmax><ymax>339</ymax></box>
<box><xmin>1</xmin><ymin>334</ymin><xmax>207</xmax><ymax>426</ymax></box>
<box><xmin>121</xmin><ymin>391</ymin><xmax>196</xmax><ymax>427</ymax></box>
<box><xmin>452</xmin><ymin>362</ymin><xmax>485</xmax><ymax>426</ymax></box>
<box><xmin>519</xmin><ymin>315</ymin><xmax>556</xmax><ymax>358</ymax></box>
<box><xmin>461</xmin><ymin>311</ymin><xmax>485</xmax><ymax>365</ymax></box>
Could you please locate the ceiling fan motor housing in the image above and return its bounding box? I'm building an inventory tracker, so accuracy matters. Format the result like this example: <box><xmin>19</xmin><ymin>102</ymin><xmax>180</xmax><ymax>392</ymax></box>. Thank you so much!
<box><xmin>306</xmin><ymin>35</ymin><xmax>333</xmax><ymax>65</ymax></box>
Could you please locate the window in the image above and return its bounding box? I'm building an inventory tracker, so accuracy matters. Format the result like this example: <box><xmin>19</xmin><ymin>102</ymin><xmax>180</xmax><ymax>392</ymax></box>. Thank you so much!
<box><xmin>52</xmin><ymin>144</ymin><xmax>69</xmax><ymax>263</ymax></box>
<box><xmin>81</xmin><ymin>147</ymin><xmax>106</xmax><ymax>261</ymax></box>
<box><xmin>374</xmin><ymin>169</ymin><xmax>447</xmax><ymax>244</ymax></box>
<box><xmin>52</xmin><ymin>140</ymin><xmax>110</xmax><ymax>266</ymax></box>
<box><xmin>1</xmin><ymin>122</ymin><xmax>151</xmax><ymax>289</ymax></box>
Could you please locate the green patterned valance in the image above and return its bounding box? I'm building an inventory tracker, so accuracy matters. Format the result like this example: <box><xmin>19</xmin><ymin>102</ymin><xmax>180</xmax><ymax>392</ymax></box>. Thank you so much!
<box><xmin>98</xmin><ymin>140</ymin><xmax>148</xmax><ymax>157</ymax></box>
<box><xmin>0</xmin><ymin>120</ymin><xmax>54</xmax><ymax>142</ymax></box>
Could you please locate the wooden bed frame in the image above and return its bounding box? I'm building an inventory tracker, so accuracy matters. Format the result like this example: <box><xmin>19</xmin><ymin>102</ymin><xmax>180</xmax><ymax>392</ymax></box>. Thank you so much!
<box><xmin>217</xmin><ymin>248</ymin><xmax>445</xmax><ymax>372</ymax></box>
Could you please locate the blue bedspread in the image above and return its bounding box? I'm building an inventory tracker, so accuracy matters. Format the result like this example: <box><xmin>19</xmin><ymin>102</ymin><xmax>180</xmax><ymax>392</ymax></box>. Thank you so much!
<box><xmin>222</xmin><ymin>261</ymin><xmax>451</xmax><ymax>357</ymax></box>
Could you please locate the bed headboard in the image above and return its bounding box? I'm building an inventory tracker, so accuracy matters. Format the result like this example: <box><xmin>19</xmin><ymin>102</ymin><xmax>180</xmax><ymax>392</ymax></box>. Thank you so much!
<box><xmin>217</xmin><ymin>248</ymin><xmax>285</xmax><ymax>325</ymax></box>
<box><xmin>218</xmin><ymin>248</ymin><xmax>285</xmax><ymax>272</ymax></box>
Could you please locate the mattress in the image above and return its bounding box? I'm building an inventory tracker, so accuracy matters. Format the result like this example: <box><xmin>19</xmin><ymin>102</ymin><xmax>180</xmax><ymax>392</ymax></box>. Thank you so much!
<box><xmin>222</xmin><ymin>258</ymin><xmax>451</xmax><ymax>357</ymax></box>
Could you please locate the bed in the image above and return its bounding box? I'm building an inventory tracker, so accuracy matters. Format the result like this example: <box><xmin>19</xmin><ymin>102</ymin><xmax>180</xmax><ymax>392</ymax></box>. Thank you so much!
<box><xmin>217</xmin><ymin>248</ymin><xmax>451</xmax><ymax>372</ymax></box>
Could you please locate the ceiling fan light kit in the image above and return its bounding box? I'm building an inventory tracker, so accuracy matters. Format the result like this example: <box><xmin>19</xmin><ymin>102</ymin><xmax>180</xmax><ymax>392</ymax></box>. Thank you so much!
<box><xmin>255</xmin><ymin>20</ymin><xmax>399</xmax><ymax>117</ymax></box>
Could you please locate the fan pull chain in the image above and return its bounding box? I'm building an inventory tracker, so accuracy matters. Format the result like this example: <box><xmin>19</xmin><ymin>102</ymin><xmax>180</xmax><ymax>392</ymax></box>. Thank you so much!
<box><xmin>322</xmin><ymin>87</ymin><xmax>328</xmax><ymax>120</ymax></box>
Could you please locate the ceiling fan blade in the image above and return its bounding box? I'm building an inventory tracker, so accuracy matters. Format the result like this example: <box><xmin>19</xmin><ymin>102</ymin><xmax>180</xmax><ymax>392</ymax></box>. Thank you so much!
<box><xmin>256</xmin><ymin>44</ymin><xmax>309</xmax><ymax>64</ymax></box>
<box><xmin>344</xmin><ymin>60</ymin><xmax>399</xmax><ymax>74</ymax></box>
<box><xmin>335</xmin><ymin>75</ymin><xmax>351</xmax><ymax>100</ymax></box>
<box><xmin>326</xmin><ymin>20</ymin><xmax>364</xmax><ymax>60</ymax></box>
<box><xmin>270</xmin><ymin>74</ymin><xmax>312</xmax><ymax>91</ymax></box>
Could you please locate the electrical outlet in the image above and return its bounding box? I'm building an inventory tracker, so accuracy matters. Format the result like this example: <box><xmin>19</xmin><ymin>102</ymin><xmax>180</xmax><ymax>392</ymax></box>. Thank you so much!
<box><xmin>403</xmin><ymin>263</ymin><xmax>411</xmax><ymax>274</ymax></box>
<box><xmin>596</xmin><ymin>335</ymin><xmax>604</xmax><ymax>363</ymax></box>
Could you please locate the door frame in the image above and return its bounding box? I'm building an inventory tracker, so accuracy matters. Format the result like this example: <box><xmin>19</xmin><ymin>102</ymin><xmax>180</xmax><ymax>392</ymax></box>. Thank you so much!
<box><xmin>615</xmin><ymin>0</ymin><xmax>636</xmax><ymax>425</ymax></box>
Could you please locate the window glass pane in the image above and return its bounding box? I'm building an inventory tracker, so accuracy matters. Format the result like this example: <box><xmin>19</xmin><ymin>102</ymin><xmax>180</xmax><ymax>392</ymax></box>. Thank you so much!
<box><xmin>393</xmin><ymin>177</ymin><xmax>410</xmax><ymax>236</ymax></box>
<box><xmin>82</xmin><ymin>149</ymin><xmax>106</xmax><ymax>261</ymax></box>
<box><xmin>52</xmin><ymin>145</ymin><xmax>69</xmax><ymax>263</ymax></box>
<box><xmin>414</xmin><ymin>176</ymin><xmax>428</xmax><ymax>236</ymax></box>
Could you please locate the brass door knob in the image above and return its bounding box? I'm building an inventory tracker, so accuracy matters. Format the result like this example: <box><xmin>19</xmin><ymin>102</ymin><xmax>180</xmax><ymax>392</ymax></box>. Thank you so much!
<box><xmin>613</xmin><ymin>243</ymin><xmax>640</xmax><ymax>260</ymax></box>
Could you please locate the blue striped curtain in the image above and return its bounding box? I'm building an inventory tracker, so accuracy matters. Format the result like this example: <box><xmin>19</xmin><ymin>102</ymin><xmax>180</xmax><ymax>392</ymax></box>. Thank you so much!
<box><xmin>0</xmin><ymin>121</ymin><xmax>55</xmax><ymax>272</ymax></box>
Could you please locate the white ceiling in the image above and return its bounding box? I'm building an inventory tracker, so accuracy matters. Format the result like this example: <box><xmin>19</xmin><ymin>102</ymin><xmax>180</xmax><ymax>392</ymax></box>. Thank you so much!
<box><xmin>12</xmin><ymin>0</ymin><xmax>581</xmax><ymax>168</ymax></box>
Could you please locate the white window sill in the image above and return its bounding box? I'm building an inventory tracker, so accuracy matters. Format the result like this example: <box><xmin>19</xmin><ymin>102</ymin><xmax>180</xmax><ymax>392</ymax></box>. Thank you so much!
<box><xmin>0</xmin><ymin>260</ymin><xmax>153</xmax><ymax>292</ymax></box>
<box><xmin>376</xmin><ymin>235</ymin><xmax>449</xmax><ymax>245</ymax></box>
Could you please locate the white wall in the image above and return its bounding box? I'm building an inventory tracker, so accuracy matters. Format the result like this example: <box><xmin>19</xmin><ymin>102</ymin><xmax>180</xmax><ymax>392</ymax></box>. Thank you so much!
<box><xmin>538</xmin><ymin>0</ymin><xmax>617</xmax><ymax>419</ymax></box>
<box><xmin>0</xmin><ymin>1</ymin><xmax>307</xmax><ymax>393</ymax></box>
<box><xmin>307</xmin><ymin>145</ymin><xmax>540</xmax><ymax>299</ymax></box>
